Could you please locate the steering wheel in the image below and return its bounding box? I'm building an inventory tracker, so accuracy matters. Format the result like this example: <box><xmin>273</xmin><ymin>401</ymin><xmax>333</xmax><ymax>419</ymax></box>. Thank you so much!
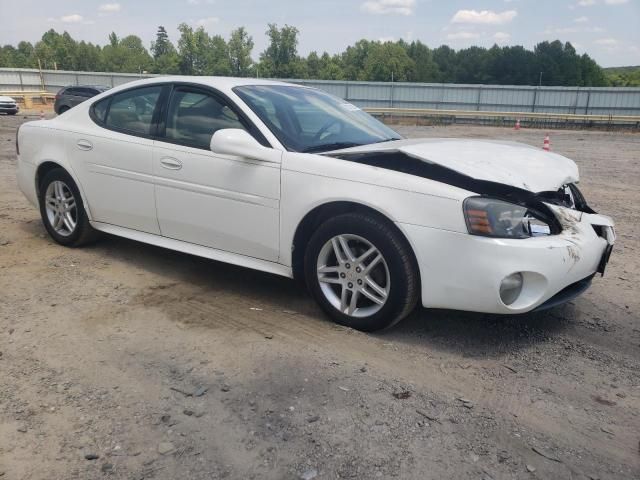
<box><xmin>312</xmin><ymin>119</ymin><xmax>342</xmax><ymax>142</ymax></box>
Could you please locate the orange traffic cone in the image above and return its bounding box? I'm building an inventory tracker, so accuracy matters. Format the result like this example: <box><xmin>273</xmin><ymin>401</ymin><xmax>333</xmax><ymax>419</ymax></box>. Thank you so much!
<box><xmin>543</xmin><ymin>134</ymin><xmax>551</xmax><ymax>151</ymax></box>
<box><xmin>514</xmin><ymin>119</ymin><xmax>521</xmax><ymax>130</ymax></box>
<box><xmin>40</xmin><ymin>110</ymin><xmax>45</xmax><ymax>120</ymax></box>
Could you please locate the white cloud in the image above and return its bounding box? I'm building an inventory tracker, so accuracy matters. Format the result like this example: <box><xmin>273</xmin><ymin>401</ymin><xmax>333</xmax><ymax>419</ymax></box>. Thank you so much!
<box><xmin>378</xmin><ymin>36</ymin><xmax>396</xmax><ymax>42</ymax></box>
<box><xmin>604</xmin><ymin>0</ymin><xmax>629</xmax><ymax>4</ymax></box>
<box><xmin>493</xmin><ymin>32</ymin><xmax>511</xmax><ymax>43</ymax></box>
<box><xmin>188</xmin><ymin>0</ymin><xmax>215</xmax><ymax>4</ymax></box>
<box><xmin>60</xmin><ymin>14</ymin><xmax>84</xmax><ymax>23</ymax></box>
<box><xmin>195</xmin><ymin>16</ymin><xmax>220</xmax><ymax>27</ymax></box>
<box><xmin>594</xmin><ymin>37</ymin><xmax>618</xmax><ymax>45</ymax></box>
<box><xmin>576</xmin><ymin>0</ymin><xmax>596</xmax><ymax>6</ymax></box>
<box><xmin>361</xmin><ymin>0</ymin><xmax>415</xmax><ymax>16</ymax></box>
<box><xmin>573</xmin><ymin>16</ymin><xmax>589</xmax><ymax>22</ymax></box>
<box><xmin>446</xmin><ymin>31</ymin><xmax>480</xmax><ymax>40</ymax></box>
<box><xmin>98</xmin><ymin>3</ymin><xmax>121</xmax><ymax>13</ymax></box>
<box><xmin>451</xmin><ymin>9</ymin><xmax>517</xmax><ymax>25</ymax></box>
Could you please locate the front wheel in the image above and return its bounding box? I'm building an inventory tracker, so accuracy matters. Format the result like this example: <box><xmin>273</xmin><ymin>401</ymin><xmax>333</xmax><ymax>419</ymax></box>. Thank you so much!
<box><xmin>304</xmin><ymin>213</ymin><xmax>419</xmax><ymax>331</ymax></box>
<box><xmin>39</xmin><ymin>168</ymin><xmax>100</xmax><ymax>247</ymax></box>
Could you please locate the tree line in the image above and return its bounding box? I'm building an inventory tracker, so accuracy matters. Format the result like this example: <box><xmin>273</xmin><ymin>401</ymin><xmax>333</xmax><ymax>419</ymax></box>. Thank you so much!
<box><xmin>0</xmin><ymin>24</ymin><xmax>612</xmax><ymax>86</ymax></box>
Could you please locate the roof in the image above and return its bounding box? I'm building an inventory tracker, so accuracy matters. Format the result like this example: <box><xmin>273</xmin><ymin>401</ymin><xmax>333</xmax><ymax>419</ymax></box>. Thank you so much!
<box><xmin>119</xmin><ymin>76</ymin><xmax>297</xmax><ymax>90</ymax></box>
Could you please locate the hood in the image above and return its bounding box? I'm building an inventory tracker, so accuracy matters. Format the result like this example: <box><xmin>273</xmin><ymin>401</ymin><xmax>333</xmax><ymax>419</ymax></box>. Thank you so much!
<box><xmin>0</xmin><ymin>96</ymin><xmax>17</xmax><ymax>103</ymax></box>
<box><xmin>332</xmin><ymin>138</ymin><xmax>579</xmax><ymax>193</ymax></box>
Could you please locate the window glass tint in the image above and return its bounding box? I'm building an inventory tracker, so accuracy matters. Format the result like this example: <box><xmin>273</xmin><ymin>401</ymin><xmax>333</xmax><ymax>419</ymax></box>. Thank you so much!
<box><xmin>64</xmin><ymin>87</ymin><xmax>80</xmax><ymax>96</ymax></box>
<box><xmin>93</xmin><ymin>98</ymin><xmax>109</xmax><ymax>123</ymax></box>
<box><xmin>234</xmin><ymin>85</ymin><xmax>401</xmax><ymax>153</ymax></box>
<box><xmin>165</xmin><ymin>89</ymin><xmax>245</xmax><ymax>149</ymax></box>
<box><xmin>105</xmin><ymin>86</ymin><xmax>162</xmax><ymax>135</ymax></box>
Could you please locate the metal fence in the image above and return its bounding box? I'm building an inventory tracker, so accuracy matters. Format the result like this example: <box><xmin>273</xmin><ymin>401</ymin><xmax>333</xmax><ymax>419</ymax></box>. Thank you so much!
<box><xmin>2</xmin><ymin>67</ymin><xmax>640</xmax><ymax>116</ymax></box>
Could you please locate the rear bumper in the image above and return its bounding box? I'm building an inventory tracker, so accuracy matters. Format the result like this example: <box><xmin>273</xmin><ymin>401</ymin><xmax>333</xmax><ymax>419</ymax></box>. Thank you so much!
<box><xmin>400</xmin><ymin>210</ymin><xmax>614</xmax><ymax>314</ymax></box>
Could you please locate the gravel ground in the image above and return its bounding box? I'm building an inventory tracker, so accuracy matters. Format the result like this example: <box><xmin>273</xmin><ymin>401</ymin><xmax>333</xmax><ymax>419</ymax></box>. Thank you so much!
<box><xmin>1</xmin><ymin>112</ymin><xmax>639</xmax><ymax>480</ymax></box>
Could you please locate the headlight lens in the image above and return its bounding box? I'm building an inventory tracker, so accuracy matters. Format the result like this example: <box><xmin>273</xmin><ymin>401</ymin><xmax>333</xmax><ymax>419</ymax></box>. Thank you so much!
<box><xmin>463</xmin><ymin>197</ymin><xmax>551</xmax><ymax>238</ymax></box>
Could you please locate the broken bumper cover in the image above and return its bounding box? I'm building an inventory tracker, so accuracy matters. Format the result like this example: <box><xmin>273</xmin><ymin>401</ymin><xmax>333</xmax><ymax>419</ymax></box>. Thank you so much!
<box><xmin>400</xmin><ymin>211</ymin><xmax>615</xmax><ymax>314</ymax></box>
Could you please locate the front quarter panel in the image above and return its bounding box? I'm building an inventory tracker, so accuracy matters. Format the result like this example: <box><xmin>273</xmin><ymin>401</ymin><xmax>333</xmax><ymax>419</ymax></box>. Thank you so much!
<box><xmin>279</xmin><ymin>151</ymin><xmax>470</xmax><ymax>266</ymax></box>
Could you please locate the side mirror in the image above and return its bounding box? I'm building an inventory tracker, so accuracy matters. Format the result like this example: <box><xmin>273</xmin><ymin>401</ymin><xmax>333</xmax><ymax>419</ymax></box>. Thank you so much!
<box><xmin>210</xmin><ymin>129</ymin><xmax>279</xmax><ymax>163</ymax></box>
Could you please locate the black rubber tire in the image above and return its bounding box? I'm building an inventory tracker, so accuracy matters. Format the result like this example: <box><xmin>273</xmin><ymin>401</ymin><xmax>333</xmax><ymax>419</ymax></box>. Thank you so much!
<box><xmin>8</xmin><ymin>111</ymin><xmax>17</xmax><ymax>115</ymax></box>
<box><xmin>57</xmin><ymin>106</ymin><xmax>69</xmax><ymax>115</ymax></box>
<box><xmin>38</xmin><ymin>168</ymin><xmax>101</xmax><ymax>247</ymax></box>
<box><xmin>304</xmin><ymin>212</ymin><xmax>419</xmax><ymax>332</ymax></box>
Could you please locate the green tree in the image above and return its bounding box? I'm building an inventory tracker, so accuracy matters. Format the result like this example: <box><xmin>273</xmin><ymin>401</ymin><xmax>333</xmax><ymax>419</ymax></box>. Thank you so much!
<box><xmin>455</xmin><ymin>46</ymin><xmax>490</xmax><ymax>83</ymax></box>
<box><xmin>103</xmin><ymin>34</ymin><xmax>152</xmax><ymax>73</ymax></box>
<box><xmin>228</xmin><ymin>27</ymin><xmax>254</xmax><ymax>76</ymax></box>
<box><xmin>177</xmin><ymin>23</ymin><xmax>230</xmax><ymax>76</ymax></box>
<box><xmin>341</xmin><ymin>40</ymin><xmax>372</xmax><ymax>80</ymax></box>
<box><xmin>405</xmin><ymin>41</ymin><xmax>441</xmax><ymax>82</ymax></box>
<box><xmin>259</xmin><ymin>24</ymin><xmax>301</xmax><ymax>77</ymax></box>
<box><xmin>432</xmin><ymin>45</ymin><xmax>457</xmax><ymax>82</ymax></box>
<box><xmin>151</xmin><ymin>26</ymin><xmax>180</xmax><ymax>74</ymax></box>
<box><xmin>363</xmin><ymin>41</ymin><xmax>415</xmax><ymax>81</ymax></box>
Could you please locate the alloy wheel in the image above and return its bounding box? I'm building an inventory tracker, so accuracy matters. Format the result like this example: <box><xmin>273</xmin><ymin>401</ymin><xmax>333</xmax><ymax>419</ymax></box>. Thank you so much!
<box><xmin>44</xmin><ymin>180</ymin><xmax>77</xmax><ymax>237</ymax></box>
<box><xmin>316</xmin><ymin>234</ymin><xmax>390</xmax><ymax>317</ymax></box>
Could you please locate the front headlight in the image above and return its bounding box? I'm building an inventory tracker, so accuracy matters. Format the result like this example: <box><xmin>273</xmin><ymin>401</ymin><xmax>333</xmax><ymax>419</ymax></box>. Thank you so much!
<box><xmin>463</xmin><ymin>197</ymin><xmax>552</xmax><ymax>238</ymax></box>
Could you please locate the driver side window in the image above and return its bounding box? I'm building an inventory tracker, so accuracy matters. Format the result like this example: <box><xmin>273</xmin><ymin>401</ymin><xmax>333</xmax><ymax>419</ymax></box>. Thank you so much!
<box><xmin>164</xmin><ymin>89</ymin><xmax>246</xmax><ymax>149</ymax></box>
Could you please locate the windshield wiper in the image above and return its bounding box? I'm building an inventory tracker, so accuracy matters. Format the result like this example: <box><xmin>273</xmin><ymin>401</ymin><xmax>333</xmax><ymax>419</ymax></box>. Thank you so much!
<box><xmin>369</xmin><ymin>137</ymin><xmax>402</xmax><ymax>145</ymax></box>
<box><xmin>302</xmin><ymin>142</ymin><xmax>363</xmax><ymax>153</ymax></box>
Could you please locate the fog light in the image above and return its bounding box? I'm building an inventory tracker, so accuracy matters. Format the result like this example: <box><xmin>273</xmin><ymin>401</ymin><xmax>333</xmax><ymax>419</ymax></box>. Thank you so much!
<box><xmin>500</xmin><ymin>273</ymin><xmax>523</xmax><ymax>306</ymax></box>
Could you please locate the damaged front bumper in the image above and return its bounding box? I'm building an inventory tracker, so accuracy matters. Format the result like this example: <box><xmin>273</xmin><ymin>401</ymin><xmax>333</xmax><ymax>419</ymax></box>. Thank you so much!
<box><xmin>399</xmin><ymin>206</ymin><xmax>615</xmax><ymax>315</ymax></box>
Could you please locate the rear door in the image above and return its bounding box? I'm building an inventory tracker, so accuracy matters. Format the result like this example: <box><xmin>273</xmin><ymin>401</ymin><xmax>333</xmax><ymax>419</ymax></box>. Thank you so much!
<box><xmin>152</xmin><ymin>85</ymin><xmax>281</xmax><ymax>261</ymax></box>
<box><xmin>66</xmin><ymin>84</ymin><xmax>167</xmax><ymax>233</ymax></box>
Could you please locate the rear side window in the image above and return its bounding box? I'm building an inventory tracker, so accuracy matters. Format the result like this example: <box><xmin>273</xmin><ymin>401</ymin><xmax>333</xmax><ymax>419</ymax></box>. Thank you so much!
<box><xmin>103</xmin><ymin>86</ymin><xmax>162</xmax><ymax>135</ymax></box>
<box><xmin>164</xmin><ymin>89</ymin><xmax>245</xmax><ymax>149</ymax></box>
<box><xmin>64</xmin><ymin>87</ymin><xmax>80</xmax><ymax>96</ymax></box>
<box><xmin>93</xmin><ymin>98</ymin><xmax>109</xmax><ymax>123</ymax></box>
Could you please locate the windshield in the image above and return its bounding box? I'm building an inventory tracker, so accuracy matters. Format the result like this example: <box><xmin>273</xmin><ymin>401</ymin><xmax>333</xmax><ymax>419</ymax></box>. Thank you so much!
<box><xmin>233</xmin><ymin>85</ymin><xmax>402</xmax><ymax>153</ymax></box>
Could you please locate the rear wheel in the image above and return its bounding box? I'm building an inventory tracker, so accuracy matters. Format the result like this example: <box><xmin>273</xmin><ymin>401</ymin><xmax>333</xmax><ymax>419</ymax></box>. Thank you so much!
<box><xmin>305</xmin><ymin>212</ymin><xmax>419</xmax><ymax>331</ymax></box>
<box><xmin>57</xmin><ymin>105</ymin><xmax>70</xmax><ymax>115</ymax></box>
<box><xmin>38</xmin><ymin>168</ymin><xmax>100</xmax><ymax>247</ymax></box>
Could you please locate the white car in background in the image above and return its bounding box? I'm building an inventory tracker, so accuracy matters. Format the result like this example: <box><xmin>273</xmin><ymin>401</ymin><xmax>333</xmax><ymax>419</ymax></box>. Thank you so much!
<box><xmin>16</xmin><ymin>77</ymin><xmax>615</xmax><ymax>331</ymax></box>
<box><xmin>0</xmin><ymin>95</ymin><xmax>19</xmax><ymax>115</ymax></box>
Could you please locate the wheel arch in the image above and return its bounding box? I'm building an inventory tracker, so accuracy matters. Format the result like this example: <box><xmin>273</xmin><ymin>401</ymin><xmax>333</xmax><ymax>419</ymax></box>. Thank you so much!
<box><xmin>35</xmin><ymin>161</ymin><xmax>93</xmax><ymax>221</ymax></box>
<box><xmin>291</xmin><ymin>201</ymin><xmax>421</xmax><ymax>288</ymax></box>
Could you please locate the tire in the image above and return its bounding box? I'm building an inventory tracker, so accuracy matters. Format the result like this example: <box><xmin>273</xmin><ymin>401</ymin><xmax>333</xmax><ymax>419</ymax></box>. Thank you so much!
<box><xmin>304</xmin><ymin>212</ymin><xmax>419</xmax><ymax>332</ymax></box>
<box><xmin>8</xmin><ymin>111</ymin><xmax>17</xmax><ymax>115</ymax></box>
<box><xmin>38</xmin><ymin>168</ymin><xmax>100</xmax><ymax>247</ymax></box>
<box><xmin>57</xmin><ymin>105</ymin><xmax>69</xmax><ymax>115</ymax></box>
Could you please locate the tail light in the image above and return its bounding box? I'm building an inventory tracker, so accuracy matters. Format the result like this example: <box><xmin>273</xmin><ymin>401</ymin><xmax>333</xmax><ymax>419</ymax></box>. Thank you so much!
<box><xmin>16</xmin><ymin>124</ymin><xmax>20</xmax><ymax>155</ymax></box>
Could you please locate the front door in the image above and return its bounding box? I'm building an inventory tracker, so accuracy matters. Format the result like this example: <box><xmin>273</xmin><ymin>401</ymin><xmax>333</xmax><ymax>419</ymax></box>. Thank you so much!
<box><xmin>152</xmin><ymin>86</ymin><xmax>281</xmax><ymax>261</ymax></box>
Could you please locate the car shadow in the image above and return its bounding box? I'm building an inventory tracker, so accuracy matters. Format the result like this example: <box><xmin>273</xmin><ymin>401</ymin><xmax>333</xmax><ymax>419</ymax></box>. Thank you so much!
<box><xmin>28</xmin><ymin>227</ymin><xmax>576</xmax><ymax>357</ymax></box>
<box><xmin>380</xmin><ymin>304</ymin><xmax>573</xmax><ymax>358</ymax></box>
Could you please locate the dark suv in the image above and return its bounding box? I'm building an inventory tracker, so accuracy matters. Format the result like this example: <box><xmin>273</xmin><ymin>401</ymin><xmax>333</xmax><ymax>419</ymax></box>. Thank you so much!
<box><xmin>54</xmin><ymin>85</ymin><xmax>110</xmax><ymax>114</ymax></box>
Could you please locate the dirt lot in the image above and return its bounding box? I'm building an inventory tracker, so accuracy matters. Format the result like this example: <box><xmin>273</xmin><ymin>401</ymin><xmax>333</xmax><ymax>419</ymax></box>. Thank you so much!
<box><xmin>1</xmin><ymin>113</ymin><xmax>639</xmax><ymax>480</ymax></box>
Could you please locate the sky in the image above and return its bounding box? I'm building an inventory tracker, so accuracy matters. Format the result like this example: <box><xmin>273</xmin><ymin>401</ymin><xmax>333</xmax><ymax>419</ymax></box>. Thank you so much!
<box><xmin>1</xmin><ymin>0</ymin><xmax>639</xmax><ymax>67</ymax></box>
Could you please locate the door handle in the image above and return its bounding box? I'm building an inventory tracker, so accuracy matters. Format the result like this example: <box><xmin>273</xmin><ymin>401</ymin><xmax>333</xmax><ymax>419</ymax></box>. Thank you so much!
<box><xmin>76</xmin><ymin>139</ymin><xmax>93</xmax><ymax>151</ymax></box>
<box><xmin>160</xmin><ymin>157</ymin><xmax>183</xmax><ymax>170</ymax></box>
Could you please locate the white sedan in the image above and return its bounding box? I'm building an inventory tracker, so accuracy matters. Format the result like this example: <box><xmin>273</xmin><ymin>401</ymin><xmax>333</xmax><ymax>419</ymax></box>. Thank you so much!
<box><xmin>16</xmin><ymin>77</ymin><xmax>615</xmax><ymax>331</ymax></box>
